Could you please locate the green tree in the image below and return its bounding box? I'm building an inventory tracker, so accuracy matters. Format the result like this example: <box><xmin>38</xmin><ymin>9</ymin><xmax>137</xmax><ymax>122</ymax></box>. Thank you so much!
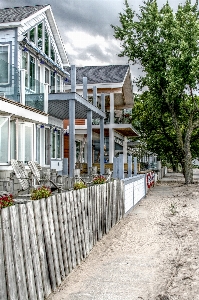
<box><xmin>112</xmin><ymin>0</ymin><xmax>199</xmax><ymax>183</ymax></box>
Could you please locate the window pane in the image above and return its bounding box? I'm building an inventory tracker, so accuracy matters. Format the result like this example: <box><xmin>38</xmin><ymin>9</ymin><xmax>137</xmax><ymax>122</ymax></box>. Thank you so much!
<box><xmin>45</xmin><ymin>68</ymin><xmax>49</xmax><ymax>84</ymax></box>
<box><xmin>18</xmin><ymin>123</ymin><xmax>33</xmax><ymax>162</ymax></box>
<box><xmin>0</xmin><ymin>117</ymin><xmax>9</xmax><ymax>163</ymax></box>
<box><xmin>38</xmin><ymin>23</ymin><xmax>43</xmax><ymax>50</ymax></box>
<box><xmin>51</xmin><ymin>130</ymin><xmax>56</xmax><ymax>158</ymax></box>
<box><xmin>10</xmin><ymin>120</ymin><xmax>16</xmax><ymax>159</ymax></box>
<box><xmin>51</xmin><ymin>44</ymin><xmax>55</xmax><ymax>61</ymax></box>
<box><xmin>57</xmin><ymin>130</ymin><xmax>61</xmax><ymax>158</ymax></box>
<box><xmin>25</xmin><ymin>125</ymin><xmax>33</xmax><ymax>162</ymax></box>
<box><xmin>51</xmin><ymin>71</ymin><xmax>55</xmax><ymax>93</ymax></box>
<box><xmin>22</xmin><ymin>51</ymin><xmax>28</xmax><ymax>87</ymax></box>
<box><xmin>30</xmin><ymin>27</ymin><xmax>35</xmax><ymax>43</ymax></box>
<box><xmin>45</xmin><ymin>27</ymin><xmax>49</xmax><ymax>55</ymax></box>
<box><xmin>30</xmin><ymin>55</ymin><xmax>35</xmax><ymax>90</ymax></box>
<box><xmin>0</xmin><ymin>45</ymin><xmax>9</xmax><ymax>84</ymax></box>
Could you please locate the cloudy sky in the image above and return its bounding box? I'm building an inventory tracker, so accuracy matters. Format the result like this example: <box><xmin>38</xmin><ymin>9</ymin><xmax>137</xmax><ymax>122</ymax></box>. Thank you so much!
<box><xmin>0</xmin><ymin>0</ymin><xmax>185</xmax><ymax>85</ymax></box>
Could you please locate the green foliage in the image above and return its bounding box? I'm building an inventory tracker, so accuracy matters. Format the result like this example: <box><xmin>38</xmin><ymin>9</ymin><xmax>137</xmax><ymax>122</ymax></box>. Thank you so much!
<box><xmin>112</xmin><ymin>0</ymin><xmax>199</xmax><ymax>183</ymax></box>
<box><xmin>93</xmin><ymin>175</ymin><xmax>106</xmax><ymax>184</ymax></box>
<box><xmin>31</xmin><ymin>186</ymin><xmax>52</xmax><ymax>200</ymax></box>
<box><xmin>0</xmin><ymin>194</ymin><xmax>14</xmax><ymax>209</ymax></box>
<box><xmin>73</xmin><ymin>182</ymin><xmax>87</xmax><ymax>190</ymax></box>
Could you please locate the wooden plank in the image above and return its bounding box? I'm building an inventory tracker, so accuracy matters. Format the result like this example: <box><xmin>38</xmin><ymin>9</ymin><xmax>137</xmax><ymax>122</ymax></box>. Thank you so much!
<box><xmin>98</xmin><ymin>184</ymin><xmax>103</xmax><ymax>240</ymax></box>
<box><xmin>101</xmin><ymin>183</ymin><xmax>106</xmax><ymax>235</ymax></box>
<box><xmin>79</xmin><ymin>188</ymin><xmax>89</xmax><ymax>257</ymax></box>
<box><xmin>18</xmin><ymin>205</ymin><xmax>37</xmax><ymax>300</ymax></box>
<box><xmin>53</xmin><ymin>193</ymin><xmax>68</xmax><ymax>278</ymax></box>
<box><xmin>32</xmin><ymin>200</ymin><xmax>51</xmax><ymax>298</ymax></box>
<box><xmin>65</xmin><ymin>192</ymin><xmax>77</xmax><ymax>269</ymax></box>
<box><xmin>69</xmin><ymin>191</ymin><xmax>81</xmax><ymax>265</ymax></box>
<box><xmin>9</xmin><ymin>206</ymin><xmax>29</xmax><ymax>300</ymax></box>
<box><xmin>96</xmin><ymin>185</ymin><xmax>100</xmax><ymax>241</ymax></box>
<box><xmin>87</xmin><ymin>186</ymin><xmax>93</xmax><ymax>250</ymax></box>
<box><xmin>26</xmin><ymin>201</ymin><xmax>45</xmax><ymax>300</ymax></box>
<box><xmin>60</xmin><ymin>193</ymin><xmax>72</xmax><ymax>273</ymax></box>
<box><xmin>112</xmin><ymin>180</ymin><xmax>117</xmax><ymax>227</ymax></box>
<box><xmin>0</xmin><ymin>214</ymin><xmax>8</xmax><ymax>300</ymax></box>
<box><xmin>75</xmin><ymin>190</ymin><xmax>84</xmax><ymax>261</ymax></box>
<box><xmin>40</xmin><ymin>198</ymin><xmax>56</xmax><ymax>292</ymax></box>
<box><xmin>46</xmin><ymin>197</ymin><xmax>62</xmax><ymax>287</ymax></box>
<box><xmin>1</xmin><ymin>208</ymin><xmax>18</xmax><ymax>300</ymax></box>
<box><xmin>93</xmin><ymin>186</ymin><xmax>97</xmax><ymax>245</ymax></box>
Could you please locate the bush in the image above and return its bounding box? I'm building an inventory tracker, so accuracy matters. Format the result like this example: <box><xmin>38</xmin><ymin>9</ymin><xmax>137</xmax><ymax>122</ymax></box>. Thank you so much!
<box><xmin>93</xmin><ymin>175</ymin><xmax>106</xmax><ymax>185</ymax></box>
<box><xmin>74</xmin><ymin>182</ymin><xmax>87</xmax><ymax>190</ymax></box>
<box><xmin>0</xmin><ymin>194</ymin><xmax>14</xmax><ymax>209</ymax></box>
<box><xmin>31</xmin><ymin>186</ymin><xmax>52</xmax><ymax>200</ymax></box>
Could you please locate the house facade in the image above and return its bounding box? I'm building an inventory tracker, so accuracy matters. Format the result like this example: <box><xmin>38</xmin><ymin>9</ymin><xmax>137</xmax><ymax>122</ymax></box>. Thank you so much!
<box><xmin>63</xmin><ymin>65</ymin><xmax>139</xmax><ymax>167</ymax></box>
<box><xmin>0</xmin><ymin>5</ymin><xmax>70</xmax><ymax>176</ymax></box>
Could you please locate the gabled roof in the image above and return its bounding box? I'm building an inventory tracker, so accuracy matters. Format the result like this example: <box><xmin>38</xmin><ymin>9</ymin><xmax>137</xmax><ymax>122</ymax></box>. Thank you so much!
<box><xmin>0</xmin><ymin>5</ymin><xmax>69</xmax><ymax>66</ymax></box>
<box><xmin>65</xmin><ymin>65</ymin><xmax>129</xmax><ymax>85</ymax></box>
<box><xmin>0</xmin><ymin>5</ymin><xmax>48</xmax><ymax>23</ymax></box>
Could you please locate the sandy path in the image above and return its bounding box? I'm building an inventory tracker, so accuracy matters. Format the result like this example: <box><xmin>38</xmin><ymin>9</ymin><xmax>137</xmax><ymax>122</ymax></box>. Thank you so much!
<box><xmin>48</xmin><ymin>177</ymin><xmax>199</xmax><ymax>300</ymax></box>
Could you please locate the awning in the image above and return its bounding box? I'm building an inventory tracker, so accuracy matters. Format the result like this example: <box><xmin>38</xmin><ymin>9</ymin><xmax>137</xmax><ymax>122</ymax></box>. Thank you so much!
<box><xmin>48</xmin><ymin>92</ymin><xmax>105</xmax><ymax>120</ymax></box>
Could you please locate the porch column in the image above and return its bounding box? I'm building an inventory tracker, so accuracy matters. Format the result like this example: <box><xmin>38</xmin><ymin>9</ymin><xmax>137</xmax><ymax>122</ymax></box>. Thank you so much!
<box><xmin>109</xmin><ymin>129</ymin><xmax>114</xmax><ymax>163</ymax></box>
<box><xmin>123</xmin><ymin>136</ymin><xmax>128</xmax><ymax>163</ymax></box>
<box><xmin>69</xmin><ymin>99</ymin><xmax>75</xmax><ymax>177</ymax></box>
<box><xmin>71</xmin><ymin>65</ymin><xmax>76</xmax><ymax>93</ymax></box>
<box><xmin>100</xmin><ymin>93</ymin><xmax>105</xmax><ymax>174</ymax></box>
<box><xmin>87</xmin><ymin>110</ymin><xmax>92</xmax><ymax>169</ymax></box>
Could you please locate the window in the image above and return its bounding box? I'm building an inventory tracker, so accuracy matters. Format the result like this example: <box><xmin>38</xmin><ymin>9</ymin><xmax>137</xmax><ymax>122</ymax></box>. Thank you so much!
<box><xmin>0</xmin><ymin>45</ymin><xmax>9</xmax><ymax>85</ymax></box>
<box><xmin>18</xmin><ymin>122</ymin><xmax>34</xmax><ymax>163</ymax></box>
<box><xmin>29</xmin><ymin>55</ymin><xmax>35</xmax><ymax>90</ymax></box>
<box><xmin>51</xmin><ymin>71</ymin><xmax>55</xmax><ymax>93</ymax></box>
<box><xmin>38</xmin><ymin>23</ymin><xmax>43</xmax><ymax>50</ymax></box>
<box><xmin>0</xmin><ymin>117</ymin><xmax>9</xmax><ymax>164</ymax></box>
<box><xmin>45</xmin><ymin>27</ymin><xmax>49</xmax><ymax>55</ymax></box>
<box><xmin>51</xmin><ymin>128</ymin><xmax>61</xmax><ymax>159</ymax></box>
<box><xmin>57</xmin><ymin>75</ymin><xmax>61</xmax><ymax>92</ymax></box>
<box><xmin>51</xmin><ymin>43</ymin><xmax>55</xmax><ymax>61</ymax></box>
<box><xmin>10</xmin><ymin>120</ymin><xmax>16</xmax><ymax>160</ymax></box>
<box><xmin>30</xmin><ymin>27</ymin><xmax>35</xmax><ymax>43</ymax></box>
<box><xmin>45</xmin><ymin>68</ymin><xmax>49</xmax><ymax>84</ymax></box>
<box><xmin>22</xmin><ymin>51</ymin><xmax>28</xmax><ymax>87</ymax></box>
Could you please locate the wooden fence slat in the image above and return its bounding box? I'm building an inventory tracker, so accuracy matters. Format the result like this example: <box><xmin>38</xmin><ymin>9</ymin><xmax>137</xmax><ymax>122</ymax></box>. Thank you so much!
<box><xmin>32</xmin><ymin>200</ymin><xmax>51</xmax><ymax>299</ymax></box>
<box><xmin>69</xmin><ymin>192</ymin><xmax>81</xmax><ymax>265</ymax></box>
<box><xmin>75</xmin><ymin>190</ymin><xmax>84</xmax><ymax>261</ymax></box>
<box><xmin>96</xmin><ymin>185</ymin><xmax>100</xmax><ymax>241</ymax></box>
<box><xmin>1</xmin><ymin>208</ymin><xmax>18</xmax><ymax>300</ymax></box>
<box><xmin>98</xmin><ymin>184</ymin><xmax>103</xmax><ymax>240</ymax></box>
<box><xmin>112</xmin><ymin>180</ymin><xmax>117</xmax><ymax>227</ymax></box>
<box><xmin>60</xmin><ymin>193</ymin><xmax>72</xmax><ymax>273</ymax></box>
<box><xmin>18</xmin><ymin>205</ymin><xmax>37</xmax><ymax>300</ymax></box>
<box><xmin>9</xmin><ymin>206</ymin><xmax>29</xmax><ymax>300</ymax></box>
<box><xmin>46</xmin><ymin>197</ymin><xmax>62</xmax><ymax>287</ymax></box>
<box><xmin>65</xmin><ymin>192</ymin><xmax>77</xmax><ymax>269</ymax></box>
<box><xmin>79</xmin><ymin>189</ymin><xmax>89</xmax><ymax>258</ymax></box>
<box><xmin>87</xmin><ymin>187</ymin><xmax>93</xmax><ymax>250</ymax></box>
<box><xmin>26</xmin><ymin>202</ymin><xmax>45</xmax><ymax>300</ymax></box>
<box><xmin>0</xmin><ymin>214</ymin><xmax>8</xmax><ymax>300</ymax></box>
<box><xmin>40</xmin><ymin>198</ymin><xmax>56</xmax><ymax>292</ymax></box>
<box><xmin>52</xmin><ymin>194</ymin><xmax>67</xmax><ymax>279</ymax></box>
<box><xmin>101</xmin><ymin>183</ymin><xmax>106</xmax><ymax>235</ymax></box>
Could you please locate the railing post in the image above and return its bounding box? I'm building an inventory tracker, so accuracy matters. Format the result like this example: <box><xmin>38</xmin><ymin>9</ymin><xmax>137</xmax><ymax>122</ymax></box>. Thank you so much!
<box><xmin>83</xmin><ymin>77</ymin><xmax>88</xmax><ymax>100</ymax></box>
<box><xmin>93</xmin><ymin>86</ymin><xmax>97</xmax><ymax>106</ymax></box>
<box><xmin>71</xmin><ymin>65</ymin><xmax>76</xmax><ymax>93</ymax></box>
<box><xmin>20</xmin><ymin>69</ymin><xmax>26</xmax><ymax>105</ymax></box>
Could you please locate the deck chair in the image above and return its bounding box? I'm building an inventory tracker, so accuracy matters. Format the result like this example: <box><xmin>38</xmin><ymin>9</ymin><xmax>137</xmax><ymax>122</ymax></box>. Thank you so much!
<box><xmin>27</xmin><ymin>161</ymin><xmax>63</xmax><ymax>193</ymax></box>
<box><xmin>10</xmin><ymin>159</ymin><xmax>40</xmax><ymax>197</ymax></box>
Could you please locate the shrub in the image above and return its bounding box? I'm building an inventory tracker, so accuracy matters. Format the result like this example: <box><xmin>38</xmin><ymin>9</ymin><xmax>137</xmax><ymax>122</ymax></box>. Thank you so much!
<box><xmin>0</xmin><ymin>194</ymin><xmax>14</xmax><ymax>209</ymax></box>
<box><xmin>31</xmin><ymin>186</ymin><xmax>52</xmax><ymax>200</ymax></box>
<box><xmin>93</xmin><ymin>175</ymin><xmax>106</xmax><ymax>185</ymax></box>
<box><xmin>74</xmin><ymin>182</ymin><xmax>87</xmax><ymax>190</ymax></box>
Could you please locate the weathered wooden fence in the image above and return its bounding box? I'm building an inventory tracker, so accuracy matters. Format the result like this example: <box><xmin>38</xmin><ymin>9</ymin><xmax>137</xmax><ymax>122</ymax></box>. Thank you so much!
<box><xmin>0</xmin><ymin>180</ymin><xmax>124</xmax><ymax>300</ymax></box>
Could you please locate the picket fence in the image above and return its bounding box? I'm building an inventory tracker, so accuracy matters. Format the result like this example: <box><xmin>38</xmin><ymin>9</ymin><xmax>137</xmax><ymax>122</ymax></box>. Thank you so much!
<box><xmin>0</xmin><ymin>180</ymin><xmax>124</xmax><ymax>300</ymax></box>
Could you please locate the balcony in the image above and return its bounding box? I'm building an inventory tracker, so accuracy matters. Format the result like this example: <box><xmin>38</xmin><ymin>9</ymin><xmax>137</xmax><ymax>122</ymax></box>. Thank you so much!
<box><xmin>0</xmin><ymin>61</ymin><xmax>46</xmax><ymax>113</ymax></box>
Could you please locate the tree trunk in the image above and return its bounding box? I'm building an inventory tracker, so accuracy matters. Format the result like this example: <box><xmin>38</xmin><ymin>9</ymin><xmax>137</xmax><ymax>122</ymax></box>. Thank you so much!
<box><xmin>183</xmin><ymin>138</ymin><xmax>193</xmax><ymax>184</ymax></box>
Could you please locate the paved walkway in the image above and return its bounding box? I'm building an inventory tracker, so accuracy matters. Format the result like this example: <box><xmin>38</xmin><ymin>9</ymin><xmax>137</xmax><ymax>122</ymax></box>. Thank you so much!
<box><xmin>48</xmin><ymin>172</ymin><xmax>199</xmax><ymax>300</ymax></box>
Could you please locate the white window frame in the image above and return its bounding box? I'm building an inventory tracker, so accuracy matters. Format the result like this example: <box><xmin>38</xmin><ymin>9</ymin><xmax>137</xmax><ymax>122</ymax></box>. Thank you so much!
<box><xmin>0</xmin><ymin>44</ymin><xmax>10</xmax><ymax>85</ymax></box>
<box><xmin>51</xmin><ymin>128</ymin><xmax>62</xmax><ymax>159</ymax></box>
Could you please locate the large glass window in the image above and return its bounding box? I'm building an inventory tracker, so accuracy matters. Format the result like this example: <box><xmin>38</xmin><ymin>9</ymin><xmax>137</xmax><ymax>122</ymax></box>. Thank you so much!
<box><xmin>51</xmin><ymin>128</ymin><xmax>61</xmax><ymax>159</ymax></box>
<box><xmin>0</xmin><ymin>117</ymin><xmax>9</xmax><ymax>164</ymax></box>
<box><xmin>0</xmin><ymin>45</ymin><xmax>9</xmax><ymax>84</ymax></box>
<box><xmin>18</xmin><ymin>122</ymin><xmax>34</xmax><ymax>163</ymax></box>
<box><xmin>30</xmin><ymin>27</ymin><xmax>35</xmax><ymax>43</ymax></box>
<box><xmin>51</xmin><ymin>71</ymin><xmax>55</xmax><ymax>93</ymax></box>
<box><xmin>29</xmin><ymin>55</ymin><xmax>35</xmax><ymax>90</ymax></box>
<box><xmin>45</xmin><ymin>27</ymin><xmax>49</xmax><ymax>56</ymax></box>
<box><xmin>38</xmin><ymin>23</ymin><xmax>43</xmax><ymax>50</ymax></box>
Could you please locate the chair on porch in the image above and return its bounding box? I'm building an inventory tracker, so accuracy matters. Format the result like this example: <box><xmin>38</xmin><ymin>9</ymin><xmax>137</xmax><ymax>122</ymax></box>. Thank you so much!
<box><xmin>27</xmin><ymin>161</ymin><xmax>63</xmax><ymax>193</ymax></box>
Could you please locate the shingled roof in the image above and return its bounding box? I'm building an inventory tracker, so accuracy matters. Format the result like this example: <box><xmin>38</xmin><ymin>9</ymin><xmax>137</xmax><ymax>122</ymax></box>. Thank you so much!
<box><xmin>65</xmin><ymin>65</ymin><xmax>130</xmax><ymax>85</ymax></box>
<box><xmin>0</xmin><ymin>5</ymin><xmax>48</xmax><ymax>23</ymax></box>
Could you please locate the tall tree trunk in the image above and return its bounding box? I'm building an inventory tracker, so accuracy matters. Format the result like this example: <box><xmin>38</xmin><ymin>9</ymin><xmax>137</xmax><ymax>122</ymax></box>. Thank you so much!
<box><xmin>183</xmin><ymin>133</ymin><xmax>193</xmax><ymax>184</ymax></box>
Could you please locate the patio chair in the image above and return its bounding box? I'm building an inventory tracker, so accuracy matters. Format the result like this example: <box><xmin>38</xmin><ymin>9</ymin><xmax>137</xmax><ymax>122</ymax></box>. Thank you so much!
<box><xmin>27</xmin><ymin>161</ymin><xmax>63</xmax><ymax>193</ymax></box>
